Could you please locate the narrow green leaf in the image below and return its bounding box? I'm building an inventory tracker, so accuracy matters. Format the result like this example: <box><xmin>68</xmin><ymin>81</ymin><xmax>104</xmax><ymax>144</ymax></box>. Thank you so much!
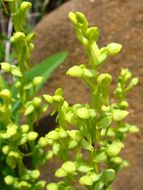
<box><xmin>24</xmin><ymin>51</ymin><xmax>68</xmax><ymax>92</ymax></box>
<box><xmin>11</xmin><ymin>51</ymin><xmax>67</xmax><ymax>113</ymax></box>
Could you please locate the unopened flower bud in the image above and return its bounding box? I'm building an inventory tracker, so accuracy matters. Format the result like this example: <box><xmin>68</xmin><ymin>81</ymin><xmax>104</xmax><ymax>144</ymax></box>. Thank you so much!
<box><xmin>47</xmin><ymin>183</ymin><xmax>58</xmax><ymax>190</ymax></box>
<box><xmin>85</xmin><ymin>27</ymin><xmax>99</xmax><ymax>42</ymax></box>
<box><xmin>58</xmin><ymin>129</ymin><xmax>68</xmax><ymax>138</ymax></box>
<box><xmin>43</xmin><ymin>95</ymin><xmax>53</xmax><ymax>104</ymax></box>
<box><xmin>32</xmin><ymin>97</ymin><xmax>42</xmax><ymax>107</ymax></box>
<box><xmin>15</xmin><ymin>81</ymin><xmax>21</xmax><ymax>88</ymax></box>
<box><xmin>8</xmin><ymin>151</ymin><xmax>19</xmax><ymax>159</ymax></box>
<box><xmin>77</xmin><ymin>107</ymin><xmax>90</xmax><ymax>119</ymax></box>
<box><xmin>4</xmin><ymin>175</ymin><xmax>15</xmax><ymax>185</ymax></box>
<box><xmin>107</xmin><ymin>142</ymin><xmax>123</xmax><ymax>157</ymax></box>
<box><xmin>130</xmin><ymin>77</ymin><xmax>138</xmax><ymax>86</ymax></box>
<box><xmin>7</xmin><ymin>126</ymin><xmax>17</xmax><ymax>137</ymax></box>
<box><xmin>21</xmin><ymin>124</ymin><xmax>29</xmax><ymax>133</ymax></box>
<box><xmin>128</xmin><ymin>125</ymin><xmax>139</xmax><ymax>133</ymax></box>
<box><xmin>46</xmin><ymin>151</ymin><xmax>53</xmax><ymax>160</ymax></box>
<box><xmin>20</xmin><ymin>2</ymin><xmax>32</xmax><ymax>11</ymax></box>
<box><xmin>0</xmin><ymin>89</ymin><xmax>11</xmax><ymax>100</ymax></box>
<box><xmin>11</xmin><ymin>66</ymin><xmax>23</xmax><ymax>77</ymax></box>
<box><xmin>46</xmin><ymin>130</ymin><xmax>59</xmax><ymax>140</ymax></box>
<box><xmin>35</xmin><ymin>181</ymin><xmax>46</xmax><ymax>189</ymax></box>
<box><xmin>121</xmin><ymin>68</ymin><xmax>132</xmax><ymax>81</ymax></box>
<box><xmin>112</xmin><ymin>109</ymin><xmax>129</xmax><ymax>121</ymax></box>
<box><xmin>18</xmin><ymin>181</ymin><xmax>31</xmax><ymax>189</ymax></box>
<box><xmin>27</xmin><ymin>132</ymin><xmax>38</xmax><ymax>141</ymax></box>
<box><xmin>2</xmin><ymin>145</ymin><xmax>10</xmax><ymax>155</ymax></box>
<box><xmin>107</xmin><ymin>43</ymin><xmax>122</xmax><ymax>56</ymax></box>
<box><xmin>66</xmin><ymin>66</ymin><xmax>82</xmax><ymax>78</ymax></box>
<box><xmin>97</xmin><ymin>73</ymin><xmax>112</xmax><ymax>86</ymax></box>
<box><xmin>33</xmin><ymin>76</ymin><xmax>43</xmax><ymax>86</ymax></box>
<box><xmin>101</xmin><ymin>105</ymin><xmax>110</xmax><ymax>112</ymax></box>
<box><xmin>68</xmin><ymin>12</ymin><xmax>77</xmax><ymax>25</ymax></box>
<box><xmin>110</xmin><ymin>157</ymin><xmax>122</xmax><ymax>164</ymax></box>
<box><xmin>53</xmin><ymin>95</ymin><xmax>63</xmax><ymax>102</ymax></box>
<box><xmin>10</xmin><ymin>32</ymin><xmax>25</xmax><ymax>43</ymax></box>
<box><xmin>82</xmin><ymin>68</ymin><xmax>96</xmax><ymax>78</ymax></box>
<box><xmin>38</xmin><ymin>137</ymin><xmax>48</xmax><ymax>148</ymax></box>
<box><xmin>1</xmin><ymin>62</ymin><xmax>11</xmax><ymax>72</ymax></box>
<box><xmin>119</xmin><ymin>100</ymin><xmax>129</xmax><ymax>109</ymax></box>
<box><xmin>61</xmin><ymin>161</ymin><xmax>76</xmax><ymax>173</ymax></box>
<box><xmin>7</xmin><ymin>151</ymin><xmax>20</xmax><ymax>168</ymax></box>
<box><xmin>75</xmin><ymin>12</ymin><xmax>88</xmax><ymax>29</ymax></box>
<box><xmin>29</xmin><ymin>43</ymin><xmax>34</xmax><ymax>50</ymax></box>
<box><xmin>30</xmin><ymin>170</ymin><xmax>40</xmax><ymax>179</ymax></box>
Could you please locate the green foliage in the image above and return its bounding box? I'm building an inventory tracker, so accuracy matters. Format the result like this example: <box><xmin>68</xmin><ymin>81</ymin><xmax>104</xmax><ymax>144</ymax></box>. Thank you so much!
<box><xmin>0</xmin><ymin>2</ymin><xmax>139</xmax><ymax>190</ymax></box>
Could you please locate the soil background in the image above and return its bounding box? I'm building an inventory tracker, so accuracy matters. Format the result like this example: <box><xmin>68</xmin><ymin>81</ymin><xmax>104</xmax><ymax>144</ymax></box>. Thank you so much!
<box><xmin>31</xmin><ymin>0</ymin><xmax>143</xmax><ymax>189</ymax></box>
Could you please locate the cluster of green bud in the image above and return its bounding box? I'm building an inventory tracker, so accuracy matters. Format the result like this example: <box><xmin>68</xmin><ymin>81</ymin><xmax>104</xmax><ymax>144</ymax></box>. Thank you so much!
<box><xmin>0</xmin><ymin>88</ymin><xmax>12</xmax><ymax>101</ymax></box>
<box><xmin>115</xmin><ymin>68</ymin><xmax>138</xmax><ymax>101</ymax></box>
<box><xmin>0</xmin><ymin>116</ymin><xmax>44</xmax><ymax>188</ymax></box>
<box><xmin>20</xmin><ymin>1</ymin><xmax>32</xmax><ymax>12</ymax></box>
<box><xmin>4</xmin><ymin>170</ymin><xmax>46</xmax><ymax>190</ymax></box>
<box><xmin>45</xmin><ymin>128</ymin><xmax>82</xmax><ymax>157</ymax></box>
<box><xmin>33</xmin><ymin>76</ymin><xmax>43</xmax><ymax>86</ymax></box>
<box><xmin>43</xmin><ymin>88</ymin><xmax>64</xmax><ymax>105</ymax></box>
<box><xmin>68</xmin><ymin>12</ymin><xmax>122</xmax><ymax>68</ymax></box>
<box><xmin>10</xmin><ymin>31</ymin><xmax>35</xmax><ymax>71</ymax></box>
<box><xmin>41</xmin><ymin>12</ymin><xmax>139</xmax><ymax>190</ymax></box>
<box><xmin>24</xmin><ymin>96</ymin><xmax>48</xmax><ymax>123</ymax></box>
<box><xmin>43</xmin><ymin>86</ymin><xmax>138</xmax><ymax>188</ymax></box>
<box><xmin>0</xmin><ymin>2</ymin><xmax>47</xmax><ymax>184</ymax></box>
<box><xmin>1</xmin><ymin>62</ymin><xmax>23</xmax><ymax>77</ymax></box>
